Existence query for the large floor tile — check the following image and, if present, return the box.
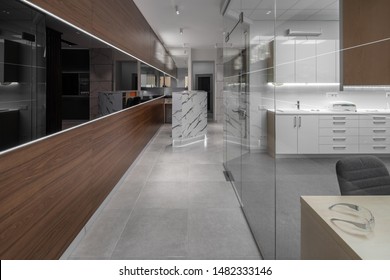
[105,181,144,211]
[136,182,188,209]
[148,163,189,182]
[69,209,130,259]
[187,208,260,259]
[188,164,226,182]
[188,181,240,208]
[111,208,188,259]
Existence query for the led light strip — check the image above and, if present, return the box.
[20,0,176,79]
[267,82,339,87]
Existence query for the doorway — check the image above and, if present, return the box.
[195,74,213,117]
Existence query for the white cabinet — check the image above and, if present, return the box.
[269,112,390,156]
[319,115,359,154]
[271,39,339,84]
[274,40,295,83]
[317,40,338,83]
[296,40,316,83]
[359,115,390,153]
[276,114,319,154]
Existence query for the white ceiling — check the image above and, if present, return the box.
[133,0,339,68]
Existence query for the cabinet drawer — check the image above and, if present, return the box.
[359,115,390,120]
[319,127,359,136]
[359,136,389,145]
[359,119,390,127]
[359,145,390,154]
[319,119,358,127]
[319,145,358,154]
[319,136,359,145]
[319,115,358,120]
[359,127,390,136]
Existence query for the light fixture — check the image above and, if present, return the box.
[286,29,322,37]
[266,10,271,15]
[180,28,183,35]
[175,5,180,15]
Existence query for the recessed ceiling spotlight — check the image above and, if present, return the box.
[175,5,180,15]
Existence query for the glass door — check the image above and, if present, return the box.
[223,13,248,203]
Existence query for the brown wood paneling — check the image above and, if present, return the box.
[343,0,390,85]
[27,0,176,76]
[0,97,164,259]
[91,0,152,64]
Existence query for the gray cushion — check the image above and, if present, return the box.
[336,156,390,195]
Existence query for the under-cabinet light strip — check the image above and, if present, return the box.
[267,83,339,87]
[20,0,177,79]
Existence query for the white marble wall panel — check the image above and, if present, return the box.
[98,92,122,116]
[172,91,207,146]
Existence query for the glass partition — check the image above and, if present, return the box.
[223,0,358,260]
[223,0,276,259]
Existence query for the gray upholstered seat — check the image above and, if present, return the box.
[336,156,390,195]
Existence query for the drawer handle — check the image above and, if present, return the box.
[373,129,387,133]
[333,117,346,120]
[373,121,386,125]
[373,116,386,120]
[373,137,386,141]
[333,146,346,150]
[333,129,346,133]
[333,137,346,141]
[373,146,387,150]
[333,121,346,125]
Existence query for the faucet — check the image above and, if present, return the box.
[296,100,300,110]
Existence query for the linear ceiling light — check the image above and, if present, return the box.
[287,29,322,37]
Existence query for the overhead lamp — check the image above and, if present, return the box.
[286,29,322,37]
[175,5,180,15]
[180,28,183,35]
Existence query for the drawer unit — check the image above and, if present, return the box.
[359,119,390,127]
[319,144,359,154]
[319,115,358,121]
[359,145,390,154]
[359,135,389,145]
[319,119,359,127]
[359,127,390,136]
[319,127,359,136]
[319,136,359,145]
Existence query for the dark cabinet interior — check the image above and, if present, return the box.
[0,40,22,83]
[61,49,90,120]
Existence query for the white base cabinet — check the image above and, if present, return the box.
[269,111,390,156]
[276,115,318,154]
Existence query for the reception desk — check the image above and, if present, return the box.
[301,196,390,260]
[172,91,207,147]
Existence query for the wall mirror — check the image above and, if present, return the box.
[0,0,162,153]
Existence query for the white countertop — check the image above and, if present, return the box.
[268,109,390,115]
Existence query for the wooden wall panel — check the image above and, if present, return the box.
[27,0,176,76]
[0,97,164,259]
[91,0,152,64]
[343,0,390,85]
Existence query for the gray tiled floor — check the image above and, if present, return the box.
[68,123,261,260]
